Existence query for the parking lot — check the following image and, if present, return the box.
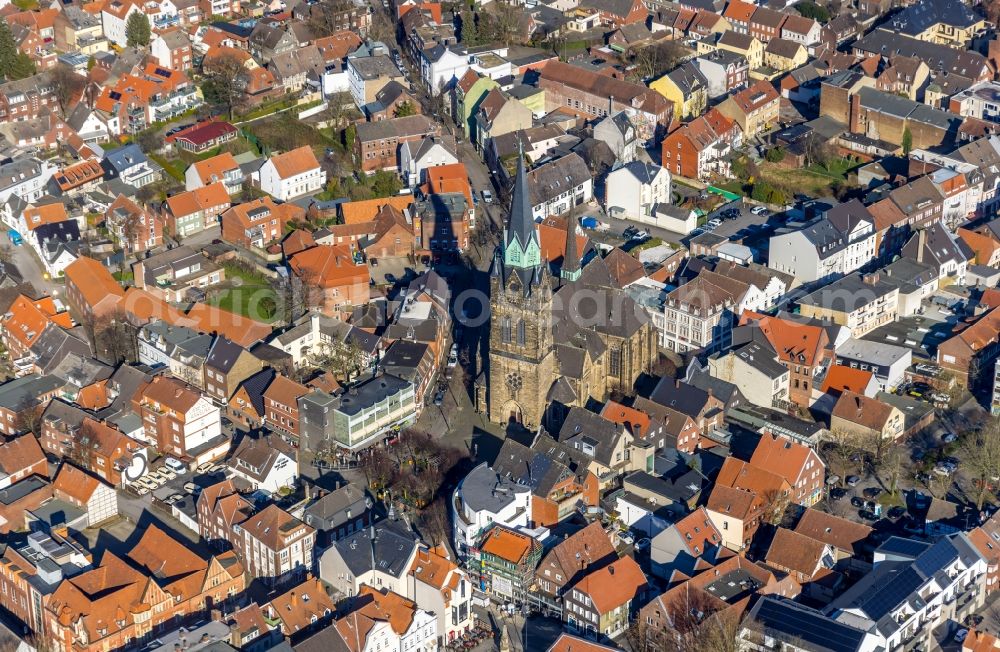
[129,461,229,505]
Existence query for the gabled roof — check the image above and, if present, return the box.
[571,555,646,614]
[831,391,896,430]
[794,508,872,554]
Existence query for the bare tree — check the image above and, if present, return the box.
[478,0,524,46]
[960,416,1000,509]
[202,54,250,119]
[310,337,367,382]
[51,63,85,114]
[629,40,687,82]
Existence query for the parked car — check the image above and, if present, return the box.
[136,485,150,496]
[750,205,768,216]
[707,218,722,228]
[196,462,213,473]
[482,189,493,203]
[631,230,650,240]
[850,496,864,508]
[830,488,847,501]
[954,629,969,644]
[942,433,958,443]
[887,506,906,519]
[619,531,634,546]
[846,475,861,487]
[164,457,187,473]
[183,482,201,494]
[635,538,651,552]
[858,510,879,521]
[862,487,882,499]
[433,391,445,406]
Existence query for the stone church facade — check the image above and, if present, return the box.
[485,156,657,428]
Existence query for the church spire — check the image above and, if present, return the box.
[561,207,581,282]
[502,143,541,270]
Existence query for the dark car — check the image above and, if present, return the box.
[830,488,847,501]
[888,506,906,519]
[846,475,861,486]
[850,496,864,508]
[863,487,882,499]
[858,510,879,522]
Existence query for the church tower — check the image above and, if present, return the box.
[487,154,555,427]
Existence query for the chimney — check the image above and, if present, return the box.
[675,379,681,389]
[916,228,927,264]
[291,591,297,607]
[863,272,880,285]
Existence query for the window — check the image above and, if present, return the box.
[502,316,512,343]
[609,347,622,377]
[517,320,526,346]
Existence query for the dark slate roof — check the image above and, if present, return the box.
[647,378,712,418]
[492,435,590,497]
[332,374,411,417]
[887,0,982,37]
[556,407,624,467]
[206,336,248,374]
[332,518,419,579]
[854,29,988,78]
[749,597,870,652]
[238,368,276,418]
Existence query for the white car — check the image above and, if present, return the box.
[165,457,187,473]
[482,189,493,204]
[136,485,150,496]
[158,467,177,480]
[751,205,768,216]
[196,462,213,473]
[707,218,722,228]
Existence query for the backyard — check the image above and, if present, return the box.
[206,262,279,323]
[757,156,860,198]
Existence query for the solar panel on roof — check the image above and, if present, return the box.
[155,67,172,77]
[858,567,923,619]
[913,538,957,576]
[755,599,867,652]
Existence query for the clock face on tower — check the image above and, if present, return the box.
[505,372,523,393]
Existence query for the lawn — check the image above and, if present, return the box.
[207,263,279,322]
[152,154,186,182]
[753,156,861,198]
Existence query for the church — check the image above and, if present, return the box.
[485,156,658,428]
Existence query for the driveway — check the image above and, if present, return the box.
[7,234,59,297]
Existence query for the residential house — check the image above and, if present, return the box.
[137,322,212,386]
[491,436,600,528]
[648,507,727,580]
[132,246,225,303]
[692,49,750,100]
[407,545,475,645]
[102,144,163,189]
[660,107,742,180]
[526,153,593,221]
[347,55,405,110]
[262,373,309,442]
[831,391,905,443]
[660,270,750,353]
[749,432,825,507]
[133,375,222,460]
[716,79,780,138]
[0,158,57,204]
[221,197,306,249]
[0,434,48,489]
[203,336,264,405]
[320,518,421,598]
[708,340,790,409]
[256,146,326,202]
[63,256,124,321]
[44,525,245,652]
[163,182,232,238]
[535,61,673,144]
[535,522,616,600]
[937,307,1000,388]
[287,244,370,314]
[768,200,877,284]
[302,482,375,544]
[763,38,807,73]
[835,338,912,391]
[604,162,671,222]
[151,28,193,71]
[563,555,646,639]
[355,115,440,173]
[451,462,532,557]
[474,88,533,153]
[714,31,764,70]
[797,272,899,338]
[707,456,791,551]
[167,120,238,154]
[0,74,60,125]
[478,525,544,604]
[650,62,708,122]
[50,463,118,527]
[105,193,163,253]
[740,311,833,408]
[186,152,244,194]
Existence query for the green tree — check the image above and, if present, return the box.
[343,123,356,150]
[371,170,402,197]
[765,147,785,163]
[795,0,830,21]
[394,101,416,118]
[0,23,36,81]
[902,126,913,156]
[125,12,151,47]
[460,9,479,45]
[202,53,250,118]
